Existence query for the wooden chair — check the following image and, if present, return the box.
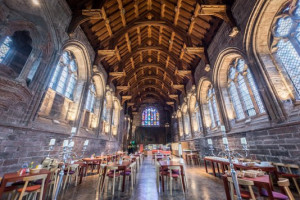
[41,158,52,169]
[168,166,185,195]
[101,166,120,196]
[285,164,300,196]
[227,177,256,200]
[120,162,136,190]
[278,178,295,200]
[14,174,47,200]
[97,164,107,190]
[47,168,59,199]
[273,163,300,196]
[63,164,79,190]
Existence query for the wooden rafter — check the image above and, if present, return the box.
[137,27,141,45]
[168,32,175,52]
[147,0,152,10]
[125,33,132,53]
[101,7,112,36]
[134,0,139,18]
[174,0,182,26]
[158,27,163,45]
[117,0,126,27]
[188,3,200,34]
[161,0,166,18]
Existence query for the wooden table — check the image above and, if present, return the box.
[204,157,278,179]
[0,169,50,200]
[100,161,131,192]
[222,175,275,200]
[185,153,199,165]
[82,158,102,175]
[159,161,186,192]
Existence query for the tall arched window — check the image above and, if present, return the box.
[0,37,12,63]
[142,107,159,126]
[194,102,202,132]
[272,1,300,97]
[227,58,265,119]
[85,83,96,112]
[49,51,78,99]
[207,87,220,128]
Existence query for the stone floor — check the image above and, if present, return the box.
[59,157,226,200]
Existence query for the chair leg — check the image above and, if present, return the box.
[180,175,185,194]
[170,177,172,195]
[292,177,300,195]
[112,177,115,196]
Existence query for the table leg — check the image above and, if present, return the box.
[43,173,51,200]
[0,179,7,200]
[181,166,186,192]
[204,159,208,173]
[100,167,107,192]
[211,161,216,177]
[122,168,126,192]
[222,176,231,200]
[216,162,220,176]
[266,183,274,200]
[161,173,165,192]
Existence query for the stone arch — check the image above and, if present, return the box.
[243,0,291,122]
[212,48,247,122]
[196,77,214,129]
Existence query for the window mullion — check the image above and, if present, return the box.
[53,64,64,91]
[234,78,249,118]
[243,72,260,114]
[63,67,72,96]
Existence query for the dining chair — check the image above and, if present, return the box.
[277,178,295,200]
[120,162,136,190]
[167,166,185,195]
[41,158,52,169]
[14,174,48,200]
[47,168,59,199]
[227,177,256,200]
[101,166,120,196]
[97,164,107,190]
[0,176,17,200]
[273,163,300,196]
[63,164,79,190]
[285,164,300,196]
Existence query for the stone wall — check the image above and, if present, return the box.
[174,0,300,166]
[0,0,125,175]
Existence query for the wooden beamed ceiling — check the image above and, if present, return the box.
[66,0,237,109]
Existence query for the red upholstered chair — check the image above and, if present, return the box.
[14,174,47,200]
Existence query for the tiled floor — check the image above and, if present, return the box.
[60,156,226,200]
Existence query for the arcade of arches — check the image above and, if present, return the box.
[0,0,300,199]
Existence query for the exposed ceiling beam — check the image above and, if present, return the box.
[161,0,166,18]
[134,0,139,18]
[174,0,182,26]
[117,0,126,27]
[188,3,201,35]
[101,7,112,36]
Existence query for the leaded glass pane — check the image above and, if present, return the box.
[62,51,69,65]
[0,37,12,63]
[49,64,61,88]
[229,67,236,80]
[276,39,300,94]
[237,74,256,116]
[275,17,293,37]
[208,99,216,128]
[236,59,245,72]
[56,67,68,94]
[212,95,220,126]
[142,107,159,126]
[246,69,265,113]
[229,81,245,119]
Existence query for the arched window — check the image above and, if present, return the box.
[49,51,78,99]
[0,36,12,63]
[194,102,202,132]
[207,87,220,128]
[85,83,96,112]
[142,107,159,126]
[272,1,300,97]
[227,58,265,119]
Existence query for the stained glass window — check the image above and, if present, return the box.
[0,37,12,63]
[207,87,220,128]
[227,58,265,119]
[142,107,159,126]
[49,51,78,100]
[272,1,300,97]
[85,83,96,112]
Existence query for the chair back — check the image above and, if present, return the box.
[278,178,295,200]
[65,164,79,175]
[285,164,299,174]
[228,177,256,200]
[272,163,287,173]
[42,158,52,169]
[19,174,48,200]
